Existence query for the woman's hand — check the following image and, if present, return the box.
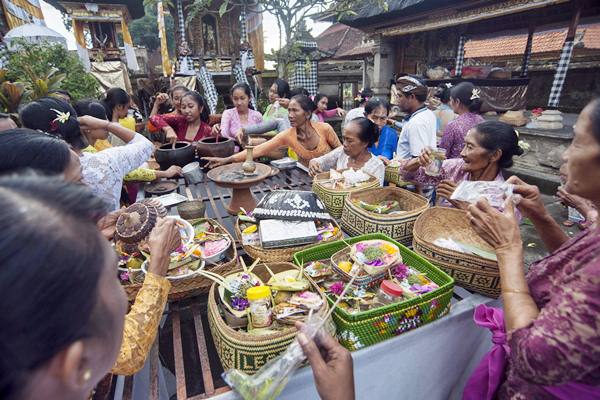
[147,218,181,277]
[557,186,586,210]
[278,98,290,109]
[308,160,322,176]
[378,155,390,165]
[78,115,109,131]
[417,147,433,168]
[506,176,546,220]
[203,156,230,169]
[164,126,178,144]
[96,209,125,240]
[467,197,522,253]
[437,180,457,200]
[336,108,346,117]
[211,123,221,137]
[155,93,169,105]
[296,322,355,400]
[156,165,183,179]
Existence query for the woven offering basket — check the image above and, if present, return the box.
[412,207,500,297]
[234,217,343,262]
[340,187,429,246]
[207,262,334,374]
[122,218,238,302]
[384,164,412,187]
[293,233,454,351]
[312,170,380,218]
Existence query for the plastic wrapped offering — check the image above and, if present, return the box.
[450,181,514,209]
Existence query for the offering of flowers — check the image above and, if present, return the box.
[317,168,372,189]
[350,240,401,275]
[304,261,332,281]
[355,200,400,214]
[267,269,310,292]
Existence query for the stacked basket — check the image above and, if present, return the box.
[207,262,335,374]
[293,233,454,351]
[312,170,380,218]
[340,187,429,246]
[384,164,410,187]
[122,218,238,301]
[412,207,501,297]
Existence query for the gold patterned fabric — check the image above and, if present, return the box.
[111,272,170,376]
[83,145,157,182]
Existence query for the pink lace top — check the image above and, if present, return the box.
[220,108,263,140]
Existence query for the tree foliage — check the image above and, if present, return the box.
[129,5,177,53]
[2,41,100,101]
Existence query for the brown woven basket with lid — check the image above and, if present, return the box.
[412,207,500,297]
[122,218,238,301]
[340,187,429,246]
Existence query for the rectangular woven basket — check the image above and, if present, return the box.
[207,262,335,374]
[312,170,380,218]
[293,233,454,351]
[340,187,429,246]
[412,207,501,298]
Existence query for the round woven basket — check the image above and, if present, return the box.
[412,207,500,297]
[207,262,334,374]
[122,218,238,302]
[384,164,411,187]
[311,170,380,218]
[234,218,343,262]
[340,187,429,246]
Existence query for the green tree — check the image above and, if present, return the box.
[2,41,100,101]
[129,5,176,54]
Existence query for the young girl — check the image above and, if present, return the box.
[149,91,212,143]
[220,83,263,143]
[314,93,346,122]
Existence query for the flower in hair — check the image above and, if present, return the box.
[51,108,71,124]
[445,83,453,88]
[470,88,481,100]
[514,129,520,138]
[518,139,530,152]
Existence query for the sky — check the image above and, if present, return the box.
[40,0,331,54]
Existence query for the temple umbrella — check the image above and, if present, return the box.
[3,23,67,50]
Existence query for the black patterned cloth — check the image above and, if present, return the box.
[253,190,331,221]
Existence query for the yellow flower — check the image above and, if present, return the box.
[242,224,258,234]
[382,243,398,255]
[338,261,353,273]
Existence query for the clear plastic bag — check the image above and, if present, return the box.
[450,181,514,209]
[222,312,324,400]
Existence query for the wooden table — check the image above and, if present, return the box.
[108,166,475,400]
[111,167,314,400]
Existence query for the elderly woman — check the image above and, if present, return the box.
[398,120,523,209]
[0,131,180,377]
[308,117,385,185]
[463,98,600,399]
[205,94,341,168]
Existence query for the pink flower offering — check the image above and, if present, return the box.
[203,239,228,257]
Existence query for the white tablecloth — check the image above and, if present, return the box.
[211,294,500,400]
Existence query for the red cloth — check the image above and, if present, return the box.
[148,113,212,142]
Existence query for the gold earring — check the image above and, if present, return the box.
[83,369,92,382]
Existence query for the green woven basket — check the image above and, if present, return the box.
[293,233,454,351]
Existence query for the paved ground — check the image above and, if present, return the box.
[521,193,582,267]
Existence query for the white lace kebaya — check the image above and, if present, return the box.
[80,133,153,210]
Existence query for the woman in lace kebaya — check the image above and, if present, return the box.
[20,97,153,211]
[218,83,263,143]
[308,117,385,185]
[0,133,181,379]
[463,99,600,400]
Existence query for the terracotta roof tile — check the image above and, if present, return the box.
[464,23,600,58]
[316,23,367,59]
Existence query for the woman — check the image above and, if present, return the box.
[0,174,181,400]
[439,82,484,159]
[150,84,190,118]
[74,100,182,181]
[433,83,456,138]
[20,97,153,211]
[148,91,212,143]
[219,83,263,143]
[364,97,398,163]
[398,121,523,209]
[314,93,346,122]
[263,78,291,129]
[463,98,600,399]
[204,94,341,168]
[343,88,374,128]
[309,117,385,185]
